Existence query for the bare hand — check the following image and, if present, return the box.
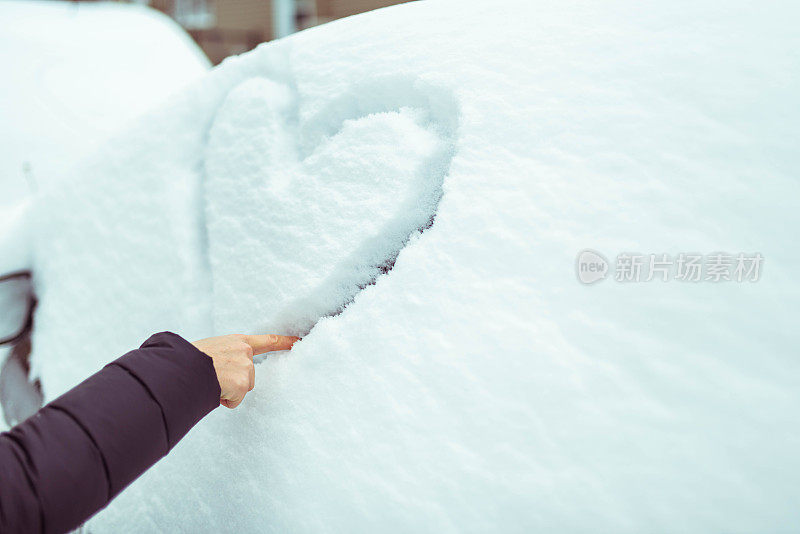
[192,334,299,409]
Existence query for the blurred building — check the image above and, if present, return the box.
[149,0,413,64]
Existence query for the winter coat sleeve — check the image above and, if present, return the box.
[0,331,221,534]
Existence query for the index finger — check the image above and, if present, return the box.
[244,334,300,356]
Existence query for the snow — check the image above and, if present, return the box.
[0,0,210,209]
[15,0,800,530]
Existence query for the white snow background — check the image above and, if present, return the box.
[0,0,209,207]
[6,0,800,531]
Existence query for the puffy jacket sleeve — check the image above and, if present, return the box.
[0,331,221,534]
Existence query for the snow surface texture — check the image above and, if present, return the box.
[0,0,209,209]
[24,0,800,531]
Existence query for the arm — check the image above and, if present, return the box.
[0,331,297,533]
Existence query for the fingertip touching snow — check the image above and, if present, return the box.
[26,0,800,531]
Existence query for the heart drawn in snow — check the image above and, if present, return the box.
[203,77,456,338]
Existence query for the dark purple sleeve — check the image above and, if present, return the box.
[0,331,221,533]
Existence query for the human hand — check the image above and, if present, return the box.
[192,334,299,408]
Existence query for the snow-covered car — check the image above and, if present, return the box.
[0,0,209,428]
[3,0,800,531]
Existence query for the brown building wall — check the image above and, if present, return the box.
[150,0,172,13]
[154,0,415,64]
[317,0,411,19]
[214,0,272,34]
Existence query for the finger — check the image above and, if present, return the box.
[248,364,255,391]
[221,399,237,409]
[244,334,300,355]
